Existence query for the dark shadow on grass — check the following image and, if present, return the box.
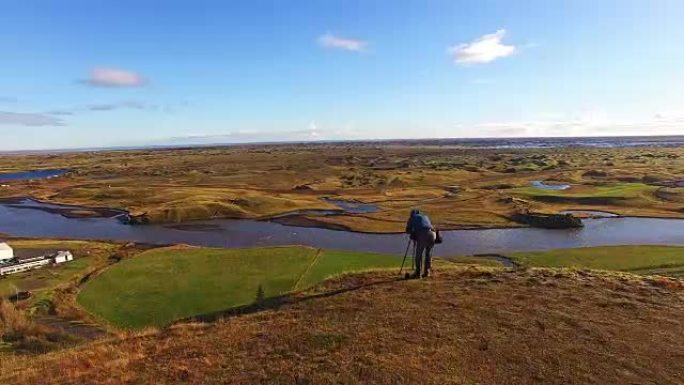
[175,275,404,325]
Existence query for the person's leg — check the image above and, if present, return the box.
[414,241,424,278]
[423,230,436,277]
[423,246,432,277]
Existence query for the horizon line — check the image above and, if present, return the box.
[1,133,683,154]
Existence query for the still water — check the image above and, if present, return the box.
[1,199,683,256]
[0,169,69,181]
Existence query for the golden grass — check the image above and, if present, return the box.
[1,144,683,231]
[3,266,683,384]
[0,299,34,338]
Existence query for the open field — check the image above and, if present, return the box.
[1,143,683,232]
[77,246,402,329]
[510,245,684,278]
[3,267,683,385]
[1,240,499,354]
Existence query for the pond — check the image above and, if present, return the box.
[321,197,381,214]
[0,169,69,182]
[531,180,571,190]
[0,199,683,257]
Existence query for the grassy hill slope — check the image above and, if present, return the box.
[77,246,400,329]
[6,267,683,385]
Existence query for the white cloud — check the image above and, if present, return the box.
[307,121,320,137]
[318,33,367,52]
[82,67,146,87]
[0,111,64,126]
[449,29,516,64]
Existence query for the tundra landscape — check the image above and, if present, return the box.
[3,141,684,231]
[1,140,683,384]
[3,1,684,383]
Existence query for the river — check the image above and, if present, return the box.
[1,199,683,256]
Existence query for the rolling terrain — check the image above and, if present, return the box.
[3,267,683,384]
[77,246,402,329]
[2,142,683,232]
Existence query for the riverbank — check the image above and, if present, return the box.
[0,197,126,219]
[5,194,684,235]
[2,143,683,233]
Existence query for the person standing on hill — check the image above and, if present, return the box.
[405,209,436,278]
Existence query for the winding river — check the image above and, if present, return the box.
[1,199,684,256]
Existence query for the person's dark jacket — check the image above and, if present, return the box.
[405,212,433,235]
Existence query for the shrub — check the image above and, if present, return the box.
[0,299,32,339]
[583,170,608,178]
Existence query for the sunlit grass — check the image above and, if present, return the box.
[77,246,401,329]
[510,245,684,277]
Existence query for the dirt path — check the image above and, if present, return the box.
[292,248,323,291]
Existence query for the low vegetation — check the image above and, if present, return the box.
[510,245,684,278]
[0,239,141,354]
[1,143,683,232]
[0,298,82,354]
[77,246,401,329]
[3,267,683,384]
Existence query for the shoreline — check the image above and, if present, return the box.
[2,194,684,235]
[0,196,127,219]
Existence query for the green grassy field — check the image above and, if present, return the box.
[509,183,660,208]
[510,245,684,277]
[77,246,400,329]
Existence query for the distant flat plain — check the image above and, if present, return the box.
[1,139,683,232]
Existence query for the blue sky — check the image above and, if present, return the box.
[1,0,683,150]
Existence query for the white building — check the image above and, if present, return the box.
[54,251,74,264]
[0,245,75,276]
[0,257,50,276]
[0,242,13,261]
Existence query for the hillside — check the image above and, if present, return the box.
[3,266,683,385]
[76,246,400,329]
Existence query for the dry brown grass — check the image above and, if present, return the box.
[2,144,683,232]
[3,266,683,384]
[0,298,69,354]
[0,299,35,338]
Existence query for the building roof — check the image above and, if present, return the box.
[0,242,14,253]
[14,248,59,260]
